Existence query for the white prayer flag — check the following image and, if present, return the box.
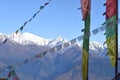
[70,39,76,44]
[77,35,83,41]
[92,28,99,35]
[99,25,106,31]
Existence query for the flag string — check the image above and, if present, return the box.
[15,0,52,34]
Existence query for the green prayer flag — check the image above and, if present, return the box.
[105,15,117,66]
[82,14,90,80]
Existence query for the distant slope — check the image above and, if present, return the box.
[0,32,119,80]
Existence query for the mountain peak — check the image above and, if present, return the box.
[8,32,50,46]
[55,36,63,41]
[89,41,104,49]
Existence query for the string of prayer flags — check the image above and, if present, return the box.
[8,72,11,78]
[3,39,7,43]
[28,18,32,22]
[99,25,106,31]
[0,39,7,46]
[7,66,19,80]
[23,59,29,64]
[35,53,42,58]
[84,32,91,39]
[13,75,19,80]
[49,47,55,53]
[8,70,19,80]
[70,38,77,45]
[23,21,27,27]
[32,14,37,19]
[39,51,47,57]
[92,28,99,35]
[15,30,19,34]
[40,6,45,9]
[34,51,47,59]
[6,66,14,71]
[44,2,49,5]
[29,57,35,62]
[12,0,52,35]
[81,29,85,32]
[36,10,40,14]
[20,26,24,31]
[77,7,81,10]
[77,35,83,41]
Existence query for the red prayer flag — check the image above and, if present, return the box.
[106,0,117,19]
[8,71,11,78]
[81,0,91,20]
[13,76,19,80]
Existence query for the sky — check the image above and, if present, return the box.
[0,0,120,44]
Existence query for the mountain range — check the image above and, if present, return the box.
[0,32,120,80]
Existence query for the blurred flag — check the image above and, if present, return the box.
[49,47,55,53]
[80,0,91,80]
[104,0,117,67]
[44,2,49,5]
[77,35,83,41]
[3,39,7,43]
[92,28,99,35]
[40,6,45,9]
[70,39,76,45]
[15,30,19,34]
[20,26,24,31]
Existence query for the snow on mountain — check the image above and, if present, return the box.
[0,32,120,80]
[0,33,8,41]
[0,32,119,57]
[48,36,68,47]
[0,32,68,47]
[89,41,105,50]
[6,32,50,46]
[89,41,106,56]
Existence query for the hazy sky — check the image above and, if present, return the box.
[0,0,120,44]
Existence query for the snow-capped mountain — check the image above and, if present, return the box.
[0,32,120,80]
[89,41,107,56]
[0,32,67,46]
[7,32,51,46]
